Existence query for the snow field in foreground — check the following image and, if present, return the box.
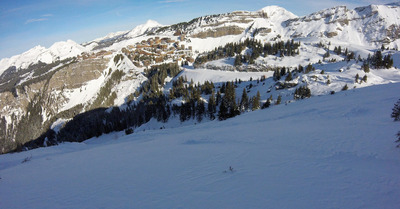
[0,83,400,209]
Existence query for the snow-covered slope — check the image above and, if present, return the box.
[126,20,163,38]
[0,40,87,76]
[259,5,297,22]
[157,3,400,53]
[84,20,163,51]
[92,30,129,44]
[1,82,399,208]
[59,53,146,112]
[284,4,400,47]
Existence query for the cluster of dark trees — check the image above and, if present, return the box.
[139,63,182,99]
[330,46,355,61]
[194,38,300,67]
[169,77,215,101]
[28,71,287,150]
[217,82,240,120]
[329,49,394,72]
[355,73,368,84]
[392,99,400,122]
[170,80,262,122]
[272,64,315,82]
[294,86,311,100]
[171,78,212,122]
[365,50,393,69]
[332,46,395,69]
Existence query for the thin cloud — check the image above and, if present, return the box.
[24,14,53,24]
[25,18,48,24]
[158,0,186,3]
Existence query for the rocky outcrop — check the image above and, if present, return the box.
[192,26,244,38]
[0,57,109,153]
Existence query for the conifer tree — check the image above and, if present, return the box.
[336,46,341,55]
[298,64,304,73]
[196,100,205,122]
[280,67,286,77]
[285,71,293,82]
[220,83,226,94]
[273,69,281,81]
[294,86,311,100]
[218,101,228,120]
[216,90,222,105]
[363,62,370,73]
[362,75,367,83]
[262,98,271,109]
[240,88,249,111]
[234,55,242,66]
[276,95,282,105]
[208,90,216,120]
[391,99,400,121]
[305,63,313,74]
[252,91,261,110]
[225,82,239,117]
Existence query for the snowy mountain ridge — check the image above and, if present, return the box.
[0,40,87,76]
[1,3,399,75]
[91,20,163,44]
[84,20,163,51]
[284,3,400,46]
[258,5,298,22]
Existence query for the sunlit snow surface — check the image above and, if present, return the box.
[1,82,400,209]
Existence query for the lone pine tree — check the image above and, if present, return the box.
[392,99,400,121]
[252,91,261,110]
[240,88,249,111]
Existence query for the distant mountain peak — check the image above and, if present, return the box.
[259,5,297,21]
[87,19,163,48]
[0,40,87,75]
[126,19,163,38]
[144,19,162,26]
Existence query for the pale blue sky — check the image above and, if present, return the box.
[0,0,394,59]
